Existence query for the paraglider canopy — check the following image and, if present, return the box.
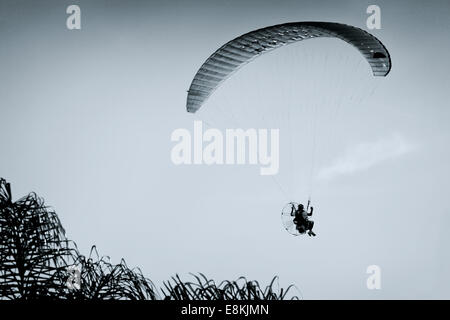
[186,21,391,113]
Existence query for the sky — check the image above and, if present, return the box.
[1,0,450,299]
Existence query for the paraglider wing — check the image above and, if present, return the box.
[186,21,391,113]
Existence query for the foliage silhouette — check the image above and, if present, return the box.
[0,178,298,300]
[65,246,157,300]
[162,273,298,300]
[0,178,73,299]
[0,178,156,300]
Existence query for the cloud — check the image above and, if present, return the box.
[317,134,416,181]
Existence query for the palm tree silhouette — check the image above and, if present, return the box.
[0,178,298,300]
